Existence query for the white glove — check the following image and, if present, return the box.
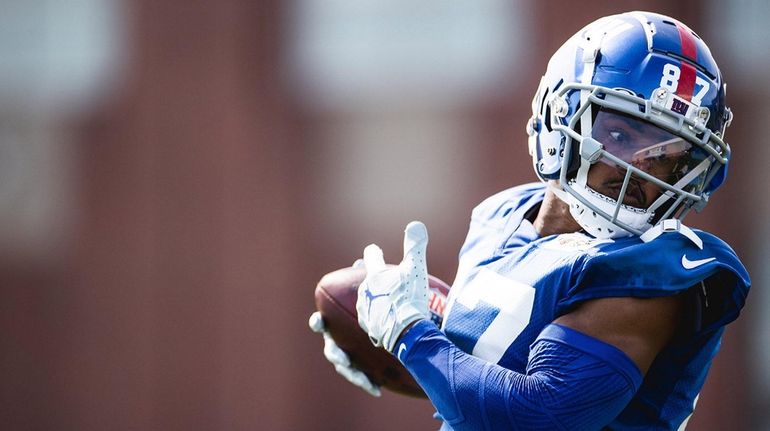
[356,221,430,353]
[308,311,381,397]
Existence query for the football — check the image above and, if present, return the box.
[314,266,449,398]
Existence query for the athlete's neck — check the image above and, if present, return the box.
[533,187,582,237]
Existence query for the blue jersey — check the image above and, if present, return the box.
[440,183,750,429]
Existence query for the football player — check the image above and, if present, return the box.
[311,11,750,430]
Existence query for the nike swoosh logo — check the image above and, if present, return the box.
[681,255,716,269]
[397,343,407,363]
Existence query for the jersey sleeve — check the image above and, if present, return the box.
[560,229,750,330]
[398,320,642,431]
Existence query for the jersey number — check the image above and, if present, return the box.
[452,268,536,363]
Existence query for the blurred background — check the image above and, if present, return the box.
[0,0,767,430]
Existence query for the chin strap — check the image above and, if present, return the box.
[639,219,703,249]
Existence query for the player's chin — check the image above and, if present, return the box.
[620,193,646,209]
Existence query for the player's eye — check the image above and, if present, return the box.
[609,130,629,143]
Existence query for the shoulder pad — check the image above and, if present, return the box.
[559,230,750,326]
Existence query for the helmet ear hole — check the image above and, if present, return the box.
[542,99,552,133]
[565,139,581,178]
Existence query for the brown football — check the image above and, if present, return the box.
[314,266,449,398]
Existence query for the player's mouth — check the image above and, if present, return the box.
[604,179,647,208]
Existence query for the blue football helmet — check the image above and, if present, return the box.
[527,11,732,238]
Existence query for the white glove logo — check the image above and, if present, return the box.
[361,285,390,317]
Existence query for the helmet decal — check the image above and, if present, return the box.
[673,21,698,102]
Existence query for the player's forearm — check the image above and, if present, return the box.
[398,320,642,431]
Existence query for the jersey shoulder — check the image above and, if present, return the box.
[470,182,546,226]
[560,229,750,328]
[458,183,545,268]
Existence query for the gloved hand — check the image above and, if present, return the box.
[308,311,381,397]
[356,221,430,353]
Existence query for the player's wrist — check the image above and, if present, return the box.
[391,319,444,365]
[385,305,427,352]
[393,319,422,349]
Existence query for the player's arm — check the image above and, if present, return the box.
[553,294,683,374]
[398,294,682,430]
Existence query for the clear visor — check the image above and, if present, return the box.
[589,108,709,210]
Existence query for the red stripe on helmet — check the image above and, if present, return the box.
[675,22,697,102]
